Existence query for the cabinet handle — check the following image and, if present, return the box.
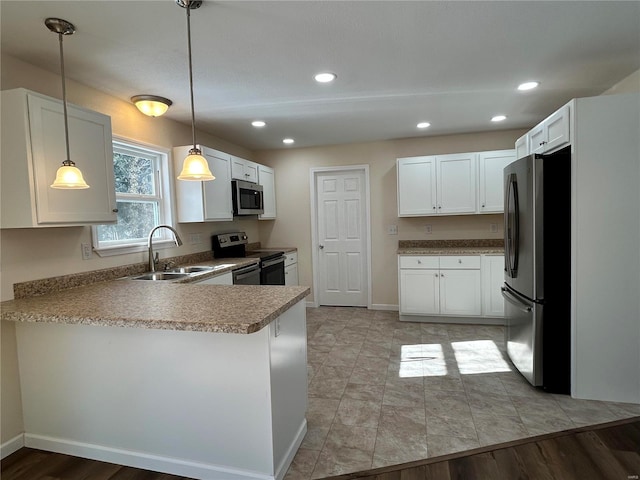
[539,141,547,146]
[417,260,422,264]
[441,273,444,277]
[432,206,436,210]
[458,259,462,264]
[112,208,119,213]
[438,206,442,209]
[481,204,485,208]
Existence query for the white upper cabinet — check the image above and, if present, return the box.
[397,156,437,216]
[258,164,276,220]
[399,151,513,216]
[527,103,571,155]
[173,145,233,222]
[231,156,258,183]
[1,88,117,228]
[478,150,516,213]
[515,133,528,159]
[436,153,477,214]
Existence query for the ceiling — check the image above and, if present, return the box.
[2,1,639,151]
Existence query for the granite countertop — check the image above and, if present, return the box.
[1,281,310,334]
[397,239,504,255]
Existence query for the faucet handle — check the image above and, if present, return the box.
[163,260,176,271]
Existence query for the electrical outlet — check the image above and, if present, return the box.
[489,223,498,233]
[81,243,92,260]
[387,225,398,235]
[189,232,202,245]
[425,224,432,234]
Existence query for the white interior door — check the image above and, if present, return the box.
[316,170,368,306]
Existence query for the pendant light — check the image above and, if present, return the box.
[46,18,90,190]
[176,0,215,182]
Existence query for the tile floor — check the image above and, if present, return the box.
[283,306,640,479]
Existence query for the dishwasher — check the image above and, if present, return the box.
[231,263,261,285]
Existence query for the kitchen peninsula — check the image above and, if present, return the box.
[1,280,310,480]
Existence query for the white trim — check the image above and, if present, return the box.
[310,165,372,309]
[24,433,275,480]
[371,304,399,311]
[1,433,24,459]
[305,301,317,308]
[274,420,307,480]
[399,314,505,326]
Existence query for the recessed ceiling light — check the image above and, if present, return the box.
[491,115,507,122]
[283,138,295,144]
[517,81,540,91]
[417,122,431,129]
[314,72,337,83]
[251,120,266,127]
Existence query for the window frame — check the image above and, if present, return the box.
[92,136,176,257]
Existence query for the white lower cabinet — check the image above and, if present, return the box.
[284,251,298,286]
[482,255,505,317]
[194,271,233,285]
[399,254,503,322]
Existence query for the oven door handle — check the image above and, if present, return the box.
[262,257,285,268]
[233,265,260,279]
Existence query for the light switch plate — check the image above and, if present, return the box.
[425,224,432,234]
[387,225,398,235]
[490,223,498,233]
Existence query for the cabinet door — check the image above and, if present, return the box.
[244,161,259,183]
[515,134,529,159]
[397,157,437,216]
[482,255,505,317]
[478,150,516,213]
[436,153,477,214]
[529,123,546,154]
[399,269,439,315]
[258,165,276,219]
[284,263,298,286]
[28,94,117,225]
[231,156,246,181]
[439,269,481,316]
[544,104,570,153]
[231,156,258,182]
[202,148,233,221]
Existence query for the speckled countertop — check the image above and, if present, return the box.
[2,281,310,334]
[397,239,504,255]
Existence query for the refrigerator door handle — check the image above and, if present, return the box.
[501,286,532,313]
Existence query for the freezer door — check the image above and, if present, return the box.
[502,284,542,386]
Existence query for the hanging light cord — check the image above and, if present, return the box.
[57,31,73,166]
[186,2,198,151]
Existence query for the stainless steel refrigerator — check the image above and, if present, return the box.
[502,147,571,394]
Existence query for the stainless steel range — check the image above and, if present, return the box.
[212,232,285,285]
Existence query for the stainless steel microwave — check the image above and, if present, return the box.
[232,180,264,215]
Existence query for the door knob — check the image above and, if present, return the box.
[319,244,324,249]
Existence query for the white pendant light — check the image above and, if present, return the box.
[46,18,89,189]
[176,0,214,182]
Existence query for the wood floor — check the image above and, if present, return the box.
[2,417,639,480]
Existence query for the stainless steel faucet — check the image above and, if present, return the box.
[147,225,183,272]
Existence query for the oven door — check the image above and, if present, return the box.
[261,256,285,285]
[232,264,261,285]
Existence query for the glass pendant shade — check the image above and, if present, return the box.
[177,149,215,181]
[51,160,90,189]
[131,95,172,117]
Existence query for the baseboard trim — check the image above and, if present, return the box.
[399,314,505,325]
[24,434,274,480]
[274,419,307,480]
[1,433,25,459]
[370,304,399,311]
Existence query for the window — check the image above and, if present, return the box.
[92,138,174,256]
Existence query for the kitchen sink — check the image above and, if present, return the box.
[131,272,190,281]
[166,265,216,274]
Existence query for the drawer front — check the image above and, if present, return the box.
[399,255,439,269]
[439,255,481,269]
[285,251,297,267]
